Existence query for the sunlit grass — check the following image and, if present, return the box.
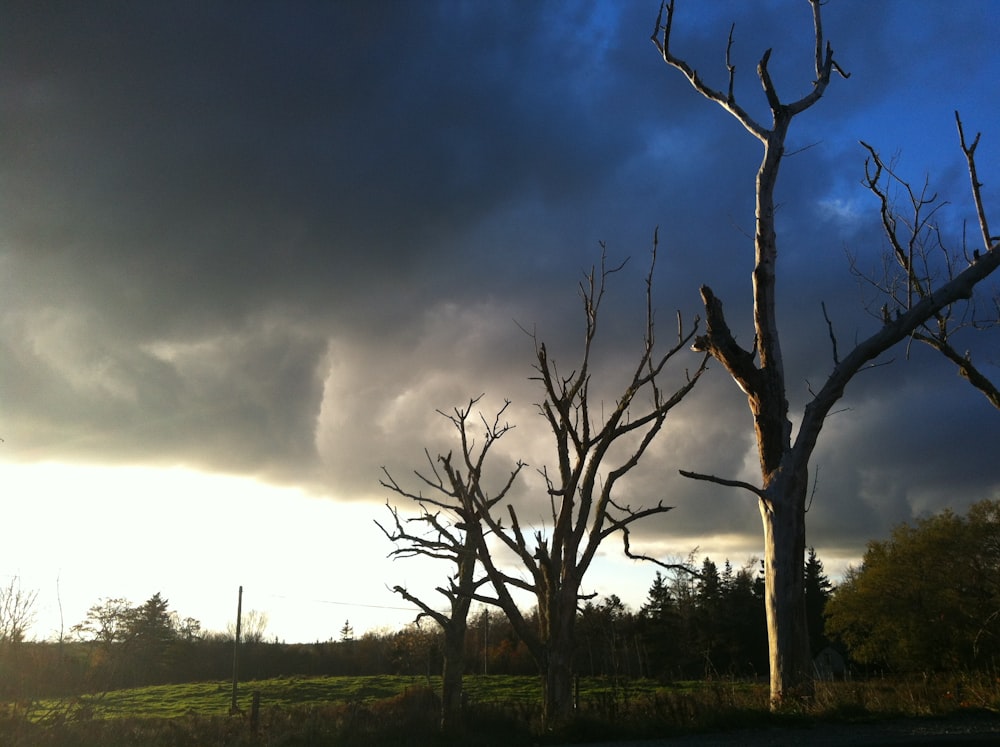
[27,674,670,720]
[5,673,998,747]
[30,675,430,719]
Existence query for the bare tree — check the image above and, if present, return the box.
[481,247,704,725]
[653,0,1000,708]
[0,576,38,645]
[226,609,267,644]
[378,405,521,731]
[856,114,1000,408]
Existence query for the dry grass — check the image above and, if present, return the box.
[2,673,998,746]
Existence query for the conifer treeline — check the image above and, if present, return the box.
[579,549,832,682]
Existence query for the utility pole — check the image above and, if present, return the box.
[230,585,243,715]
[482,609,489,675]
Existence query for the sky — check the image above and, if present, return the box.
[3,1,999,644]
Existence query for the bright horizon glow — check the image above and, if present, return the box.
[3,461,858,644]
[2,462,431,643]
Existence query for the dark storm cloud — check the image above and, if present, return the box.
[3,1,999,563]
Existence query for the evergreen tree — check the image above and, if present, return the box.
[641,557,769,679]
[640,566,691,679]
[644,572,671,617]
[129,593,177,683]
[696,558,721,606]
[694,558,722,674]
[718,559,768,676]
[803,548,833,656]
[340,620,355,642]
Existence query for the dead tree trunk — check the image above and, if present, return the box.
[760,472,811,702]
[440,613,467,728]
[541,593,578,725]
[655,0,999,708]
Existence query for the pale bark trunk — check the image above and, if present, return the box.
[760,470,812,706]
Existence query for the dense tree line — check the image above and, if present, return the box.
[577,550,830,682]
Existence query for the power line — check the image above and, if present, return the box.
[265,594,417,612]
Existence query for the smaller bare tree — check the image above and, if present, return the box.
[0,576,38,645]
[856,112,1000,408]
[379,400,523,731]
[226,609,268,644]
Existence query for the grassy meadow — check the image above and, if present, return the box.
[3,673,999,746]
[18,674,668,720]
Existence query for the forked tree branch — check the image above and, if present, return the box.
[652,0,848,142]
[957,111,996,252]
[619,525,700,575]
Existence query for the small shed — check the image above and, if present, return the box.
[813,646,847,680]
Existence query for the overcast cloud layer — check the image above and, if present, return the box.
[3,1,1000,568]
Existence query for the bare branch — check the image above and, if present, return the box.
[600,496,673,542]
[388,584,448,630]
[956,111,994,253]
[821,301,839,365]
[690,285,758,395]
[651,0,768,141]
[856,126,1000,411]
[914,332,1000,409]
[620,527,701,576]
[678,469,766,500]
[725,23,736,105]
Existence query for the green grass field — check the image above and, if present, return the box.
[26,674,676,721]
[4,675,682,746]
[4,673,998,747]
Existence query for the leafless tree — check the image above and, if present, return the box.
[0,576,38,645]
[653,0,1000,708]
[855,115,1000,408]
[378,402,520,731]
[476,245,707,724]
[226,609,267,644]
[478,247,705,727]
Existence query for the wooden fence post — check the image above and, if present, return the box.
[250,690,260,735]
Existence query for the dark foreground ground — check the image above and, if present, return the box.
[562,712,1000,746]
